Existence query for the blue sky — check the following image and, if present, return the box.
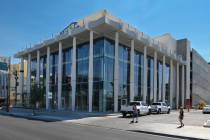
[0,0,210,63]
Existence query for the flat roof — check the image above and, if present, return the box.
[14,10,186,64]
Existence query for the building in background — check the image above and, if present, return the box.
[9,62,27,106]
[14,10,209,112]
[0,56,9,106]
[190,49,210,107]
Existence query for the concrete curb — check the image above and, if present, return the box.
[70,122,209,140]
[0,111,60,122]
[59,121,209,140]
[128,130,207,140]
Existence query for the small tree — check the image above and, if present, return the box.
[30,83,41,115]
[198,100,206,110]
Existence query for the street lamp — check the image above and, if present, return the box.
[13,69,24,105]
[13,70,18,105]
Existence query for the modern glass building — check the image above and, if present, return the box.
[14,10,192,112]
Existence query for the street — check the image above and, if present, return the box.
[0,115,182,140]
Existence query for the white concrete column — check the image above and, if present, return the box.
[88,31,93,112]
[158,63,162,101]
[181,65,185,107]
[36,50,40,86]
[162,55,166,102]
[143,46,147,102]
[153,51,157,102]
[46,47,50,110]
[186,46,191,100]
[20,58,24,98]
[130,40,135,102]
[169,60,174,108]
[114,32,119,112]
[176,63,180,109]
[27,54,31,96]
[71,37,77,111]
[57,41,63,110]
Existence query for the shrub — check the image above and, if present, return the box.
[198,100,206,110]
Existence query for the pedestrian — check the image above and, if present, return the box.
[179,106,184,127]
[131,104,138,123]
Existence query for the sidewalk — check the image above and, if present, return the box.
[63,115,210,140]
[0,108,210,139]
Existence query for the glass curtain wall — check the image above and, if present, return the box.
[62,48,72,110]
[39,56,46,108]
[134,50,143,101]
[30,59,37,107]
[147,57,154,105]
[49,52,58,110]
[93,38,114,112]
[93,39,104,112]
[76,43,89,111]
[31,59,37,86]
[118,44,130,110]
[103,39,114,112]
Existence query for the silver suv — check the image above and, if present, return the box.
[150,102,170,114]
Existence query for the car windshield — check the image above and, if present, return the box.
[130,102,140,106]
[152,103,161,105]
[141,102,148,106]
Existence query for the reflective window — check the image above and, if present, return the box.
[77,43,89,60]
[104,39,114,58]
[134,50,143,101]
[93,39,104,57]
[31,59,37,85]
[49,52,58,109]
[39,56,46,108]
[93,38,114,112]
[118,44,130,110]
[76,42,89,111]
[62,48,72,110]
[147,57,154,104]
[76,83,88,111]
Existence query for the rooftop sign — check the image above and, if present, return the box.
[60,22,79,35]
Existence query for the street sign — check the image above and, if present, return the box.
[48,92,52,99]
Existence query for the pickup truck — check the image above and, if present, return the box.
[120,101,150,117]
[150,102,171,114]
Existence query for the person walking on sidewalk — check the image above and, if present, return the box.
[131,104,138,123]
[179,106,184,127]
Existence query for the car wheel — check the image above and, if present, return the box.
[167,109,170,114]
[122,113,126,118]
[157,109,161,114]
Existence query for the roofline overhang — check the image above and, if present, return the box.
[14,10,186,65]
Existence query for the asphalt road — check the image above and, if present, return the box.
[0,115,183,140]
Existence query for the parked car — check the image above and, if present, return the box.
[150,102,170,114]
[120,101,150,117]
[203,105,210,114]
